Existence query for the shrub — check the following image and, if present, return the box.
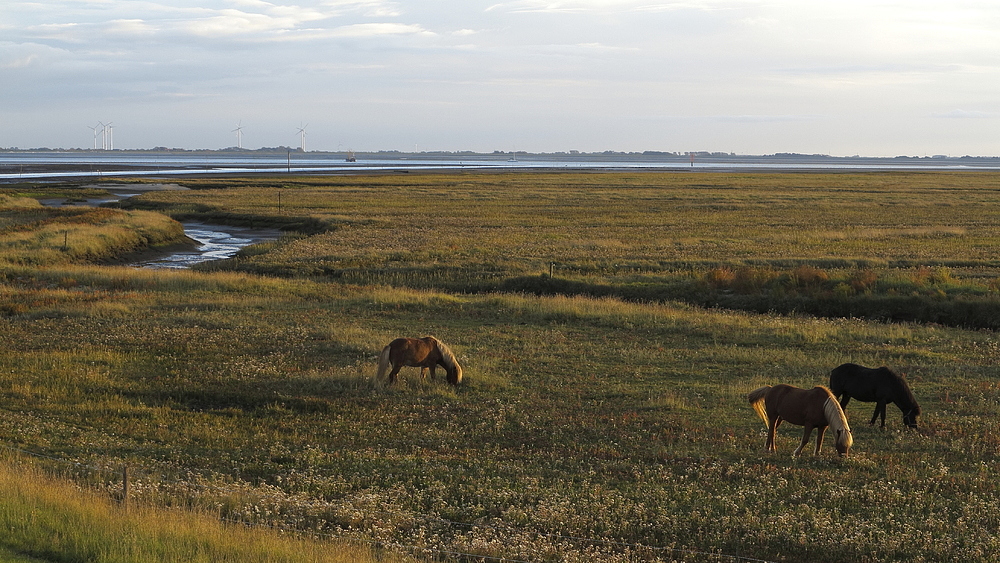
[849,269,878,293]
[732,267,778,294]
[704,268,736,289]
[791,265,829,287]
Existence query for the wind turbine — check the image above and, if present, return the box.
[296,123,308,152]
[232,121,244,149]
[99,121,113,150]
[88,123,100,149]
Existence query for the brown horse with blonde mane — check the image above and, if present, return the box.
[377,336,463,385]
[747,384,853,457]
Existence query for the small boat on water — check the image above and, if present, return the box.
[346,150,356,162]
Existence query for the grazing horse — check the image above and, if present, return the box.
[829,363,920,429]
[376,336,463,385]
[747,384,853,457]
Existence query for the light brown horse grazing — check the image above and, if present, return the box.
[376,336,463,385]
[747,384,853,457]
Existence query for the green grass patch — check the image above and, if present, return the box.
[0,454,393,563]
[5,173,1000,561]
[0,263,998,561]
[108,172,1000,329]
[0,202,187,267]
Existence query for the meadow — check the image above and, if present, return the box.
[1,172,1000,562]
[122,172,1000,328]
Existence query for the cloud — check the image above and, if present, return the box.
[932,109,995,119]
[648,114,822,123]
[106,19,156,37]
[0,41,67,70]
[330,22,433,38]
[486,0,728,13]
[183,10,291,37]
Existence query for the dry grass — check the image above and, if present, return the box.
[4,173,1000,561]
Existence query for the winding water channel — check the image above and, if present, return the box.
[40,187,282,269]
[137,222,281,269]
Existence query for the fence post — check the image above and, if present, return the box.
[122,465,129,507]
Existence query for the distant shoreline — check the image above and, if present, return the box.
[3,151,1000,183]
[2,148,999,161]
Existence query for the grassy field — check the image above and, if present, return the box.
[0,452,390,563]
[1,172,1000,562]
[118,172,1000,329]
[0,192,187,268]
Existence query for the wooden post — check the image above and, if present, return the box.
[122,465,129,506]
[549,262,554,277]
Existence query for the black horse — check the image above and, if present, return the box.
[829,363,921,429]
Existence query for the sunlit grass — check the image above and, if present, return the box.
[0,455,393,563]
[1,262,999,561]
[4,173,1000,561]
[0,204,186,267]
[109,172,1000,330]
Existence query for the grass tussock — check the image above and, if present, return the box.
[0,456,392,563]
[0,202,187,267]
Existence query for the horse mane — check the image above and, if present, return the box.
[822,392,853,450]
[881,367,921,413]
[426,336,463,383]
[746,386,772,426]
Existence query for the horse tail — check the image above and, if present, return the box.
[823,395,853,450]
[376,345,391,380]
[430,337,463,385]
[747,386,772,426]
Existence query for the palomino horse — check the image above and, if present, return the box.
[829,363,920,429]
[747,384,853,456]
[376,336,463,385]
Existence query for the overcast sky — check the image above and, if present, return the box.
[2,1,998,155]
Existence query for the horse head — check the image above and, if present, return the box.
[835,428,853,457]
[902,406,921,429]
[431,337,463,386]
[447,363,463,386]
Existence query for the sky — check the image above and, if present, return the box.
[1,1,999,156]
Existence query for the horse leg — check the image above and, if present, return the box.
[870,401,887,428]
[387,364,402,384]
[766,416,780,452]
[794,426,813,456]
[839,396,851,410]
[428,365,437,380]
[420,367,429,379]
[813,426,827,455]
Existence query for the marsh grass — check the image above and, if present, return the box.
[1,262,999,561]
[4,173,1000,561]
[115,172,1000,329]
[0,202,186,267]
[0,454,391,563]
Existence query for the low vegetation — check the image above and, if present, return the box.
[1,172,999,561]
[0,194,187,267]
[0,452,388,563]
[117,172,1000,328]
